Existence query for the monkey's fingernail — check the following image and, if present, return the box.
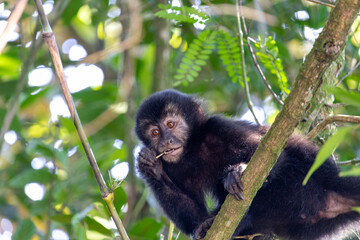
[239,193,244,200]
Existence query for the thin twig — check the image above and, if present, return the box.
[307,115,360,139]
[0,0,28,53]
[233,233,264,239]
[242,31,283,105]
[33,0,129,239]
[335,60,360,86]
[168,221,175,240]
[236,0,260,125]
[202,1,278,26]
[81,1,142,64]
[0,0,69,151]
[306,0,336,8]
[156,152,165,159]
[337,159,360,166]
[307,0,360,16]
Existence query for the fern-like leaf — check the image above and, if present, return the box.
[155,4,208,24]
[217,30,244,86]
[174,29,217,86]
[254,36,290,97]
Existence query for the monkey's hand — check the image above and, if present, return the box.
[137,148,163,181]
[223,163,246,201]
[193,216,215,240]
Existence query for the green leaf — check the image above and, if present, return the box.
[182,57,193,65]
[9,169,52,188]
[26,140,54,158]
[113,187,127,213]
[73,222,87,240]
[129,218,162,238]
[158,3,167,9]
[340,167,360,177]
[62,0,84,25]
[192,65,202,71]
[174,74,184,80]
[195,60,206,66]
[193,39,203,46]
[51,214,74,223]
[186,74,194,82]
[198,55,209,60]
[189,69,199,77]
[353,207,360,213]
[85,216,113,236]
[184,52,196,60]
[12,219,36,240]
[303,127,352,185]
[0,81,17,98]
[327,86,360,107]
[0,55,22,80]
[187,48,198,55]
[179,63,190,70]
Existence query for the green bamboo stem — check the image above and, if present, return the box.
[33,0,129,239]
[168,221,174,240]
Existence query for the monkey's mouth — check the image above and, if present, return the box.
[156,147,183,159]
[164,147,182,155]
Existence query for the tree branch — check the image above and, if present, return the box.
[204,0,360,239]
[0,0,28,53]
[307,114,360,140]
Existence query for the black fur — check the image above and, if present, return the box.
[135,89,360,240]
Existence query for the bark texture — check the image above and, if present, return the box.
[204,0,360,239]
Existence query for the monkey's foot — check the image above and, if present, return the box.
[193,216,215,240]
[223,163,247,201]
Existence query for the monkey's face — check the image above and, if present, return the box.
[145,113,189,163]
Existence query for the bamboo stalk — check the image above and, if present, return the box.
[33,1,129,239]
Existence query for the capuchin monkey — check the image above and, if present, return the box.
[135,89,360,240]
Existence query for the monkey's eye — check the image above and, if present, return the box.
[152,129,160,136]
[167,121,175,128]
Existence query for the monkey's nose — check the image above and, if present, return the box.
[168,139,173,144]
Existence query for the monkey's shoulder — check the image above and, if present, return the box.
[203,116,267,140]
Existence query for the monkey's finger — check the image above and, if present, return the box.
[233,172,243,192]
[139,154,157,165]
[232,185,244,201]
[138,159,154,167]
[235,189,244,201]
[228,184,237,195]
[151,168,162,180]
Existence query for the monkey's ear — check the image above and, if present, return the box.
[191,96,207,116]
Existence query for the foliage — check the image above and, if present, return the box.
[155,4,209,24]
[174,29,217,85]
[254,36,290,98]
[217,30,244,85]
[0,0,359,240]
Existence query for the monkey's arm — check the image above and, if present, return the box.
[137,148,210,235]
